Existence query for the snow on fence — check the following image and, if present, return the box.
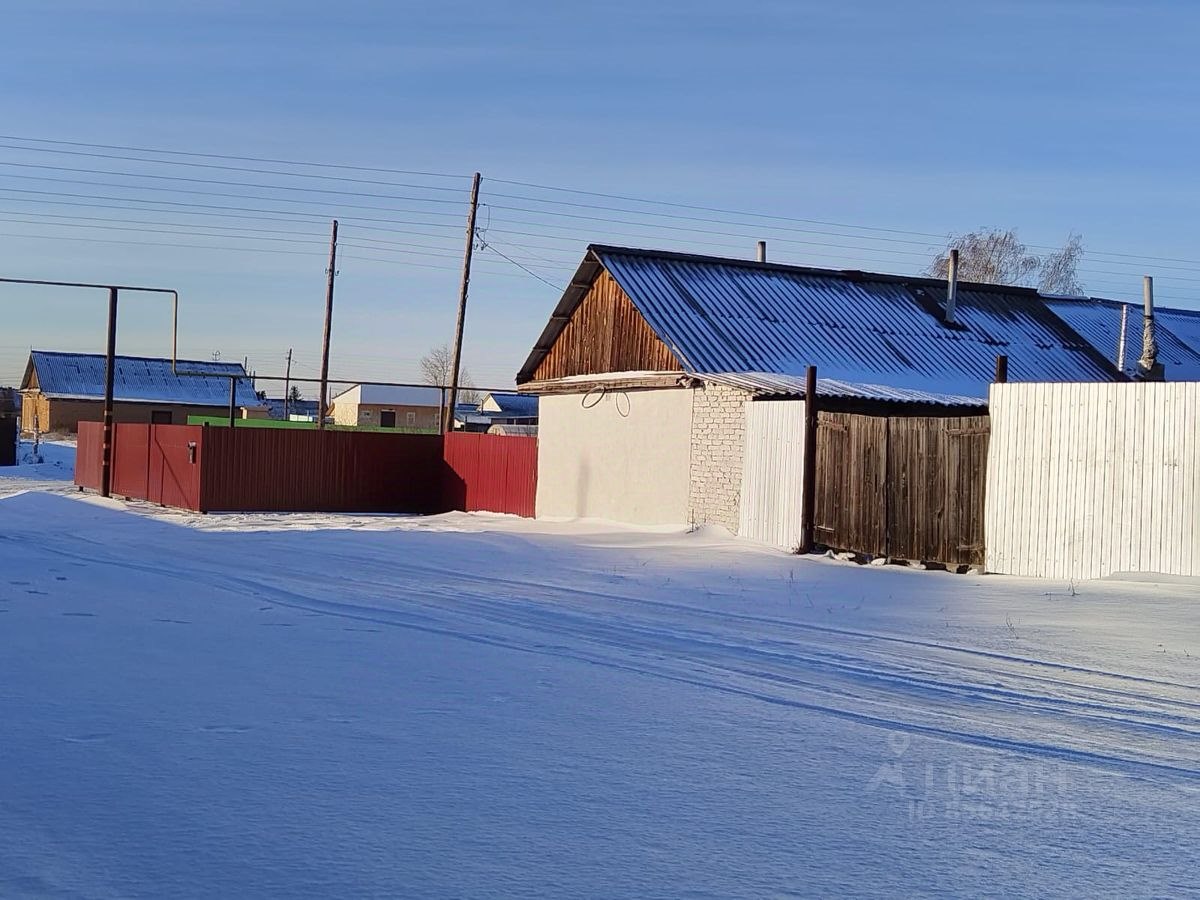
[75,422,538,517]
[985,381,1200,580]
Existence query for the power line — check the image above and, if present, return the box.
[0,187,463,229]
[0,134,466,179]
[0,142,470,192]
[0,173,467,219]
[477,239,564,290]
[0,160,467,206]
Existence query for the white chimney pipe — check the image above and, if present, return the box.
[756,240,767,263]
[1138,274,1160,377]
[945,248,959,324]
[1116,303,1129,372]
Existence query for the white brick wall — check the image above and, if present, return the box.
[688,384,751,532]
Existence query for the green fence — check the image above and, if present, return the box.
[186,415,438,434]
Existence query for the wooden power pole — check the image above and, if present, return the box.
[444,172,482,432]
[317,219,338,429]
[283,348,293,419]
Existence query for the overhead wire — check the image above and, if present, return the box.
[0,133,466,179]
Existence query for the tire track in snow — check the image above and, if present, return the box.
[14,526,1200,786]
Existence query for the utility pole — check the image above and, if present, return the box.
[444,172,481,432]
[283,348,293,419]
[318,219,338,429]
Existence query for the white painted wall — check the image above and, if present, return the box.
[986,382,1200,580]
[739,400,806,550]
[536,388,693,525]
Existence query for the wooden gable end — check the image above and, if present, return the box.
[532,270,683,381]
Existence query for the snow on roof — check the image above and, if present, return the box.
[518,246,1123,396]
[481,391,538,417]
[23,351,260,407]
[698,372,987,407]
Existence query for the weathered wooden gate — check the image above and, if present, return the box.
[814,412,990,566]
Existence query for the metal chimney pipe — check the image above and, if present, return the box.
[1115,303,1129,372]
[756,240,767,262]
[1138,274,1160,377]
[945,248,959,324]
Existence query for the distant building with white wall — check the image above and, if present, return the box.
[329,384,443,430]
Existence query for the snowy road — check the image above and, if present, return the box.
[1,483,1198,897]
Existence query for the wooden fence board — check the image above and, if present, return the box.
[814,412,989,567]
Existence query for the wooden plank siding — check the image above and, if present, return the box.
[814,411,990,567]
[985,381,1200,579]
[532,271,682,381]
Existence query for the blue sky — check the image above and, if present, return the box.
[1,0,1197,390]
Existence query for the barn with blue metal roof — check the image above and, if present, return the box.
[20,350,261,435]
[516,244,1163,532]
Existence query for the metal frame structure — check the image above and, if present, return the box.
[0,276,179,498]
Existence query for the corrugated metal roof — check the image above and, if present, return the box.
[481,391,538,417]
[1157,307,1200,364]
[24,351,260,406]
[697,372,986,407]
[1043,298,1200,380]
[517,246,1122,398]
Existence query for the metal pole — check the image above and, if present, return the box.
[945,248,959,324]
[318,219,338,429]
[100,287,118,498]
[994,354,1009,384]
[800,364,818,554]
[283,348,293,419]
[228,376,237,428]
[445,172,481,432]
[1116,304,1129,372]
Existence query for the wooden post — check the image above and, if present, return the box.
[227,376,237,428]
[317,219,338,429]
[800,364,818,553]
[100,287,118,498]
[445,172,482,432]
[994,354,1008,384]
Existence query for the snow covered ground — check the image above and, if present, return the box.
[0,451,1198,898]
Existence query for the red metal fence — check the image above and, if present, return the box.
[74,423,539,517]
[75,422,105,492]
[443,432,538,517]
[201,427,445,513]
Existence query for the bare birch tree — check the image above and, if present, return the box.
[419,343,480,404]
[927,228,1085,295]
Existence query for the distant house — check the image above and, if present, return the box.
[263,396,321,422]
[449,393,539,433]
[19,351,261,435]
[453,402,493,432]
[479,392,538,426]
[329,384,443,430]
[516,245,1129,529]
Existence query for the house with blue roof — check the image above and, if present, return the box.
[479,392,538,425]
[515,244,1166,533]
[20,350,261,435]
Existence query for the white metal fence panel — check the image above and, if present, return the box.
[739,400,805,550]
[986,382,1200,580]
